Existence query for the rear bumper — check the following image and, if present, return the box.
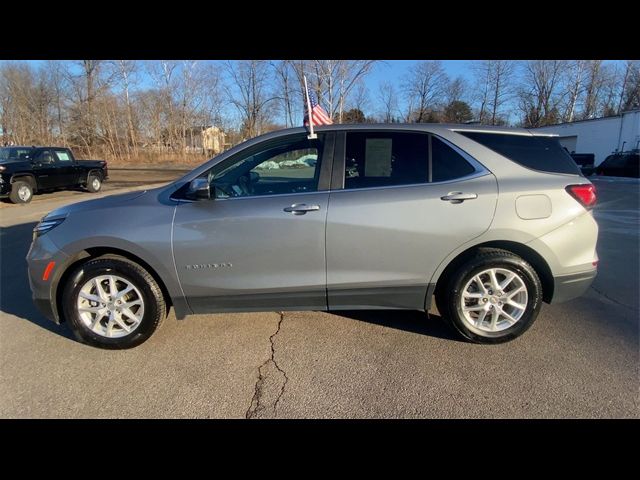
[550,269,597,303]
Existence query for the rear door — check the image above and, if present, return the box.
[325,130,498,310]
[52,148,78,186]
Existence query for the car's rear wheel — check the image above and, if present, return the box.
[436,249,543,343]
[62,255,166,349]
[86,173,102,193]
[9,180,33,204]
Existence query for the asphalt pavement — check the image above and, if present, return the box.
[0,174,638,418]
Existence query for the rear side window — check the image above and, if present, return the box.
[431,137,476,182]
[458,131,581,175]
[344,132,428,189]
[54,149,72,162]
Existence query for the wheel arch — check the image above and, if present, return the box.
[433,240,554,304]
[54,247,176,323]
[86,169,104,183]
[10,173,37,192]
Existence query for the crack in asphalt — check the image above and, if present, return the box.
[590,285,638,311]
[245,312,289,419]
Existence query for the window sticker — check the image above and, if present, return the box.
[364,138,392,177]
[56,151,71,161]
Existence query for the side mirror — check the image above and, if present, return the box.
[186,178,211,200]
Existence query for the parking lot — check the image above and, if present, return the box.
[0,174,638,418]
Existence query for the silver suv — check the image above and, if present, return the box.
[27,124,599,349]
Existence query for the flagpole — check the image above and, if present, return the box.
[303,75,317,139]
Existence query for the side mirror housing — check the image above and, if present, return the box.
[186,178,211,200]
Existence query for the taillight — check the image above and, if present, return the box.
[566,184,596,209]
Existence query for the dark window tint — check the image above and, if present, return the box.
[0,148,33,161]
[431,137,476,182]
[601,154,626,168]
[458,131,580,175]
[344,132,428,189]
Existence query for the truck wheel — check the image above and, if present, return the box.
[9,180,33,204]
[436,248,543,344]
[86,173,102,193]
[62,255,167,349]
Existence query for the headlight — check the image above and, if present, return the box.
[33,217,65,239]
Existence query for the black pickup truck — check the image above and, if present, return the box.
[0,146,108,204]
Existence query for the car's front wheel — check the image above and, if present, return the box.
[436,249,543,344]
[62,255,166,349]
[9,180,33,204]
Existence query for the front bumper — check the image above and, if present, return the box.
[551,269,597,303]
[27,232,71,324]
[0,176,11,196]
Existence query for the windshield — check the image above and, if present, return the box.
[0,147,34,162]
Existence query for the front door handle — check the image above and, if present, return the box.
[284,204,321,215]
[440,192,478,203]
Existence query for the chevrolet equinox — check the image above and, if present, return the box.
[27,124,598,349]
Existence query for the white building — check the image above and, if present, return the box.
[532,110,640,166]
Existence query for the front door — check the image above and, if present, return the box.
[172,133,333,313]
[31,149,58,189]
[325,130,498,310]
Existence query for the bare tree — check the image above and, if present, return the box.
[517,60,567,127]
[224,60,276,138]
[581,60,606,119]
[471,61,492,123]
[273,61,298,127]
[488,61,516,125]
[619,60,640,111]
[561,60,589,122]
[45,60,69,145]
[470,60,517,125]
[112,60,139,155]
[446,76,467,104]
[377,81,398,122]
[402,60,448,123]
[348,80,370,116]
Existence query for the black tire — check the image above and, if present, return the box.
[9,180,33,204]
[61,255,166,349]
[86,173,102,193]
[436,248,543,344]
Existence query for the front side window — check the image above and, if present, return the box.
[36,150,55,164]
[207,136,323,198]
[344,132,428,189]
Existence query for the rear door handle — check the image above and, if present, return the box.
[440,192,478,203]
[283,203,321,215]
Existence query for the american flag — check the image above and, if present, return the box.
[304,88,333,126]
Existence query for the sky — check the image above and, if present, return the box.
[4,59,628,125]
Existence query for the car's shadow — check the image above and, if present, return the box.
[332,309,462,342]
[0,221,73,339]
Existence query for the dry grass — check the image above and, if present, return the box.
[80,151,214,169]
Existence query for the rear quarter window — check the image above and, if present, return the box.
[458,131,581,175]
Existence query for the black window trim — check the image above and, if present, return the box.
[331,129,489,193]
[174,132,334,202]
